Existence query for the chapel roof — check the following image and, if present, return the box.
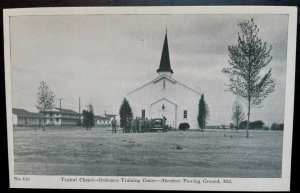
[157,30,173,74]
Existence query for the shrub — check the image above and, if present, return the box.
[239,120,265,130]
[263,126,269,130]
[251,120,265,130]
[270,123,284,130]
[229,123,235,129]
[179,123,190,131]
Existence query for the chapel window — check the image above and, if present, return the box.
[184,110,188,119]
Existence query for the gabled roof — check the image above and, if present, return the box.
[54,107,78,114]
[127,30,201,97]
[94,115,110,121]
[12,108,43,118]
[127,75,174,96]
[151,98,177,106]
[127,75,201,96]
[157,31,173,73]
[152,74,176,83]
[127,79,154,96]
[42,107,78,114]
[176,81,202,96]
[105,114,117,118]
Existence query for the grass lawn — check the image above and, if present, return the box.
[13,127,283,177]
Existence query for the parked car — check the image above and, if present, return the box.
[150,118,167,132]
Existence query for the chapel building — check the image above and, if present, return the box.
[127,31,201,129]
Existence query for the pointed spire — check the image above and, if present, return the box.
[157,29,173,74]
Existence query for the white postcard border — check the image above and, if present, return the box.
[4,6,297,191]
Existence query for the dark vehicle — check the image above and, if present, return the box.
[150,118,167,132]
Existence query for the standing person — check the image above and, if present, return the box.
[125,117,132,133]
[138,117,142,133]
[149,118,153,132]
[162,116,167,132]
[145,118,149,132]
[163,116,167,124]
[111,117,117,134]
[130,118,134,133]
[123,118,126,133]
[140,118,144,133]
[134,117,138,133]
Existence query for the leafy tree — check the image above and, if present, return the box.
[82,104,95,130]
[229,123,235,129]
[271,123,284,131]
[239,120,265,130]
[232,100,245,130]
[223,18,275,138]
[239,120,246,129]
[119,98,133,129]
[251,120,265,130]
[198,94,209,131]
[36,81,56,131]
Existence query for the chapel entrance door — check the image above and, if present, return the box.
[150,98,177,128]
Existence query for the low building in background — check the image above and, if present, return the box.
[94,115,110,126]
[205,125,223,130]
[13,107,117,127]
[104,112,117,124]
[41,107,80,126]
[12,108,43,126]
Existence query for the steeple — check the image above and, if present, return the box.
[157,29,173,75]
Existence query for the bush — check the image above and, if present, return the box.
[165,125,173,131]
[251,120,265,129]
[239,120,265,130]
[179,123,190,131]
[263,126,269,130]
[229,123,235,129]
[270,123,284,130]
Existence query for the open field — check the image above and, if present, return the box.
[13,127,283,177]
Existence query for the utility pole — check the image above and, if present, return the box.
[78,97,81,126]
[58,98,63,127]
[58,98,62,110]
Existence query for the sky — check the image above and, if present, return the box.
[9,14,288,126]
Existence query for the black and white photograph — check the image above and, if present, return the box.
[4,6,297,191]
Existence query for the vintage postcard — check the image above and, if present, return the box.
[4,6,297,191]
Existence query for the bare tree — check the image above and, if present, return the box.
[232,100,245,130]
[36,81,56,131]
[223,18,275,138]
